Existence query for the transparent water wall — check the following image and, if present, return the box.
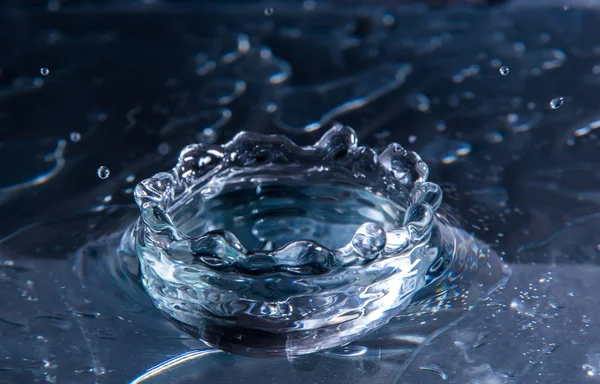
[1,1,599,383]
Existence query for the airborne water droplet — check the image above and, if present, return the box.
[550,97,564,109]
[97,166,110,179]
[264,7,274,16]
[69,132,81,143]
[499,66,510,75]
[40,67,50,76]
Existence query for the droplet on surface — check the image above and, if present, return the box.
[549,97,564,109]
[40,67,50,76]
[499,66,510,75]
[69,132,81,143]
[97,166,110,179]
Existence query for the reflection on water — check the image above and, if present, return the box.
[0,1,599,383]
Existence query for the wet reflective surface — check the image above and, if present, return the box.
[1,1,600,383]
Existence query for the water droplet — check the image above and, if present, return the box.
[265,102,278,113]
[158,143,170,156]
[408,135,417,144]
[92,366,106,375]
[513,42,526,53]
[583,364,597,377]
[97,166,110,179]
[40,67,50,76]
[485,131,504,143]
[489,58,502,68]
[435,121,447,132]
[382,14,395,27]
[126,174,136,183]
[499,66,510,75]
[69,131,81,143]
[264,7,274,16]
[302,0,316,10]
[201,127,217,141]
[549,97,564,110]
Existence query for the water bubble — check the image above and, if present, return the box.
[499,66,510,75]
[69,132,81,143]
[97,166,110,179]
[264,7,274,16]
[40,67,50,76]
[549,97,564,110]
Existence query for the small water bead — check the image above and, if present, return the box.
[158,143,170,156]
[97,166,110,179]
[201,127,217,143]
[69,131,81,143]
[40,67,50,76]
[264,7,274,16]
[435,121,447,132]
[499,66,510,75]
[489,58,502,69]
[265,102,278,113]
[549,97,564,110]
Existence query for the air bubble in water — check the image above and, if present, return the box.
[69,132,81,143]
[499,66,510,75]
[550,97,564,110]
[97,166,110,179]
[264,7,274,16]
[40,67,50,76]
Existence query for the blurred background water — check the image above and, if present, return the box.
[0,0,599,383]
